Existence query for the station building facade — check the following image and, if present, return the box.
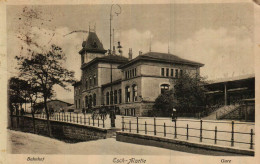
[73,31,204,116]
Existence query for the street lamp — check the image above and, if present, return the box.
[109,4,121,54]
[109,4,121,127]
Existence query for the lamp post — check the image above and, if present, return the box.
[109,4,121,99]
[109,4,121,127]
[110,4,121,53]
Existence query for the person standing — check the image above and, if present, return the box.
[110,108,116,128]
[171,108,177,122]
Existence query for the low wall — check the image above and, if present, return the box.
[116,131,254,156]
[10,116,117,141]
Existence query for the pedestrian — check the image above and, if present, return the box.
[110,109,116,128]
[171,108,177,122]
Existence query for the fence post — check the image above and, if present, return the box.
[231,121,234,147]
[77,113,78,123]
[137,117,139,133]
[250,129,253,149]
[215,126,217,144]
[70,112,71,122]
[98,117,99,127]
[103,117,105,128]
[129,120,131,132]
[154,117,156,136]
[122,116,124,131]
[164,123,166,137]
[174,119,177,139]
[145,121,147,134]
[200,119,203,142]
[186,124,189,140]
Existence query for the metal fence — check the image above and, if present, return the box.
[121,116,255,150]
[34,112,106,128]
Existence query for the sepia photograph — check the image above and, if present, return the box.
[0,0,259,163]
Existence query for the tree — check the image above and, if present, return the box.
[153,90,177,117]
[153,72,208,117]
[16,44,75,136]
[8,77,28,128]
[25,81,42,133]
[174,73,208,114]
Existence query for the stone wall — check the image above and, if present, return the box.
[10,116,116,141]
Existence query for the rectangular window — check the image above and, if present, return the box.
[85,80,88,89]
[175,69,178,78]
[166,68,169,77]
[180,69,183,77]
[75,100,77,109]
[134,68,137,76]
[78,100,80,109]
[171,69,174,77]
[161,68,165,76]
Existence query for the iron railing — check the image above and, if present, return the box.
[34,112,106,128]
[121,116,255,150]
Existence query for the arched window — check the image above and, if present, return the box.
[114,90,118,104]
[106,92,109,105]
[89,95,92,107]
[161,84,170,94]
[132,85,138,102]
[93,93,96,106]
[110,91,114,105]
[125,86,130,102]
[85,96,88,107]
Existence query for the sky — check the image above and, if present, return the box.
[6,2,255,102]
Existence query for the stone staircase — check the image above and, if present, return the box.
[203,104,240,120]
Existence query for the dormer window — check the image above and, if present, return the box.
[92,40,97,48]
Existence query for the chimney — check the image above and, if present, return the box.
[128,48,133,60]
[139,51,142,55]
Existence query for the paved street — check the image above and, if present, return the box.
[7,130,198,155]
